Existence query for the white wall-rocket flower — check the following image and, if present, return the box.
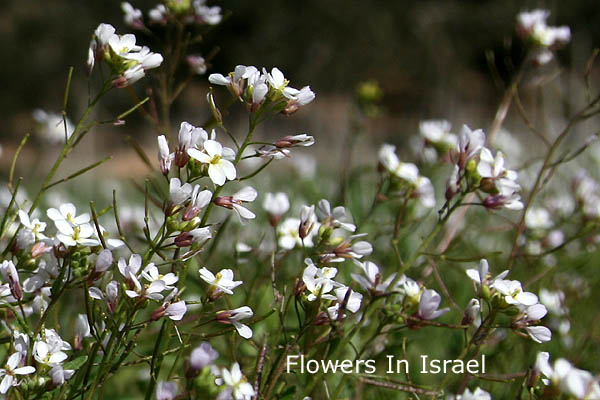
[218,362,255,400]
[0,353,36,394]
[492,279,539,306]
[214,187,258,224]
[188,140,236,186]
[199,267,242,298]
[216,306,254,339]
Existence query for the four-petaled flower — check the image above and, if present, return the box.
[0,353,36,394]
[188,140,236,186]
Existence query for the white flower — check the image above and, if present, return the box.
[178,121,211,153]
[149,4,168,24]
[417,289,450,320]
[526,325,552,344]
[220,362,255,400]
[518,304,552,343]
[482,192,524,211]
[187,55,207,75]
[209,65,255,97]
[284,86,316,106]
[456,125,486,169]
[378,144,400,171]
[74,314,91,350]
[199,267,242,296]
[330,286,363,317]
[456,387,491,400]
[539,289,567,316]
[121,2,143,29]
[299,205,317,239]
[465,259,508,288]
[32,109,74,144]
[266,67,294,97]
[535,352,600,399]
[94,249,113,275]
[141,264,178,289]
[174,227,212,248]
[55,222,100,247]
[23,258,58,293]
[193,0,222,25]
[477,148,520,188]
[169,178,193,205]
[188,140,236,186]
[351,261,401,295]
[190,342,219,371]
[125,276,166,301]
[516,9,571,65]
[49,365,75,386]
[47,203,90,226]
[157,135,174,175]
[214,187,258,224]
[492,279,538,306]
[302,263,339,301]
[164,300,187,321]
[108,33,141,57]
[274,134,315,148]
[156,380,178,400]
[415,176,436,208]
[0,260,23,300]
[94,23,116,47]
[278,217,316,249]
[316,199,356,232]
[462,298,481,325]
[0,353,36,394]
[400,278,422,304]
[525,207,553,230]
[183,186,212,221]
[420,119,457,148]
[216,307,254,339]
[89,280,119,314]
[33,339,68,366]
[123,46,164,70]
[263,192,290,224]
[117,254,143,282]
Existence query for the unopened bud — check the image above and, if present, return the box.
[282,100,299,116]
[207,90,223,125]
[213,196,235,209]
[174,232,193,247]
[175,148,190,168]
[293,278,306,297]
[152,304,167,321]
[31,242,52,258]
[314,311,330,326]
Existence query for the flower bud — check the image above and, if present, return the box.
[207,90,223,125]
[31,242,53,259]
[481,284,491,301]
[152,304,167,321]
[174,147,190,168]
[293,278,306,297]
[213,196,235,209]
[461,298,480,326]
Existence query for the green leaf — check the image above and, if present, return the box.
[64,355,89,370]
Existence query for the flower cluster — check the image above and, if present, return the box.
[378,144,436,209]
[122,0,222,29]
[445,125,523,211]
[534,352,600,399]
[87,23,163,87]
[516,9,571,64]
[209,65,315,115]
[466,259,551,343]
